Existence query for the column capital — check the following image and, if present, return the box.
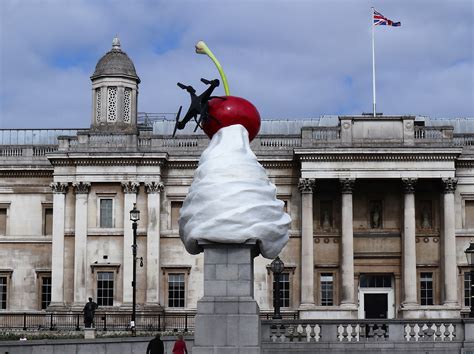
[442,178,458,194]
[339,178,355,194]
[121,181,140,194]
[50,182,68,194]
[298,178,315,194]
[144,181,165,194]
[73,182,91,194]
[402,178,417,194]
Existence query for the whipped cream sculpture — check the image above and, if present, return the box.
[176,41,291,259]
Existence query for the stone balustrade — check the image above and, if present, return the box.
[261,319,467,344]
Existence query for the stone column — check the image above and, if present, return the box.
[442,178,458,306]
[144,182,164,307]
[73,182,91,307]
[402,178,417,306]
[340,178,355,307]
[122,181,139,305]
[193,241,261,354]
[49,182,68,308]
[298,178,316,307]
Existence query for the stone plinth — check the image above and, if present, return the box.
[193,241,261,354]
[83,328,96,339]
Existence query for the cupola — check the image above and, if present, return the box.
[90,37,140,132]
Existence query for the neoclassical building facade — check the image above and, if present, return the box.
[0,39,473,319]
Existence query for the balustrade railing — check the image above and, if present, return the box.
[261,319,464,343]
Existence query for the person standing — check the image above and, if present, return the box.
[146,333,164,354]
[172,334,188,354]
[83,297,98,328]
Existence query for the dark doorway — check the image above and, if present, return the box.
[364,294,387,319]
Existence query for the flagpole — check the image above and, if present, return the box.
[371,7,376,117]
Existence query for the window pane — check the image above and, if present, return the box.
[465,272,472,307]
[41,277,51,309]
[97,272,114,306]
[168,273,185,308]
[0,277,7,309]
[420,272,433,305]
[100,199,113,228]
[273,273,290,308]
[321,273,333,306]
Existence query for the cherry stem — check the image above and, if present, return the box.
[195,41,230,96]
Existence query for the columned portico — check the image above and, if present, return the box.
[122,181,139,305]
[402,178,417,306]
[72,182,91,307]
[298,178,315,307]
[49,182,68,308]
[442,177,458,306]
[144,181,164,308]
[340,178,355,308]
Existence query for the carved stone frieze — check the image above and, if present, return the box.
[442,177,458,194]
[73,182,91,194]
[50,182,68,194]
[339,178,355,194]
[402,178,417,194]
[298,178,315,194]
[121,181,140,194]
[144,181,165,194]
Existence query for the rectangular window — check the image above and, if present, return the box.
[273,273,290,308]
[171,201,182,230]
[41,277,51,310]
[0,277,6,309]
[420,272,433,305]
[360,274,392,288]
[465,272,472,307]
[99,199,113,228]
[44,208,53,235]
[465,201,474,228]
[320,273,334,306]
[0,208,6,235]
[168,273,185,308]
[97,272,114,306]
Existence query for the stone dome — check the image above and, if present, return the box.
[91,37,140,83]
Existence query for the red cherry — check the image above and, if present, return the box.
[203,96,261,141]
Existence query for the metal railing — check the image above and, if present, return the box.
[0,312,195,332]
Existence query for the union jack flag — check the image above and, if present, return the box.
[373,9,401,26]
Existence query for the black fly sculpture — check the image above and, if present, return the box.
[173,78,223,137]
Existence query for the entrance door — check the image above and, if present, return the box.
[364,294,388,319]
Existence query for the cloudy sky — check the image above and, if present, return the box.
[0,0,472,129]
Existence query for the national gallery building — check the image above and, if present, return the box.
[0,39,473,320]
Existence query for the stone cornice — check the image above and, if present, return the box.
[295,148,461,162]
[456,158,474,168]
[0,169,53,178]
[165,159,296,170]
[50,158,166,166]
[48,153,168,167]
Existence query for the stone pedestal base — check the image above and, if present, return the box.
[84,328,96,339]
[193,241,261,354]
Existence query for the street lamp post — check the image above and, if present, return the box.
[465,241,474,318]
[130,203,141,335]
[271,256,284,320]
